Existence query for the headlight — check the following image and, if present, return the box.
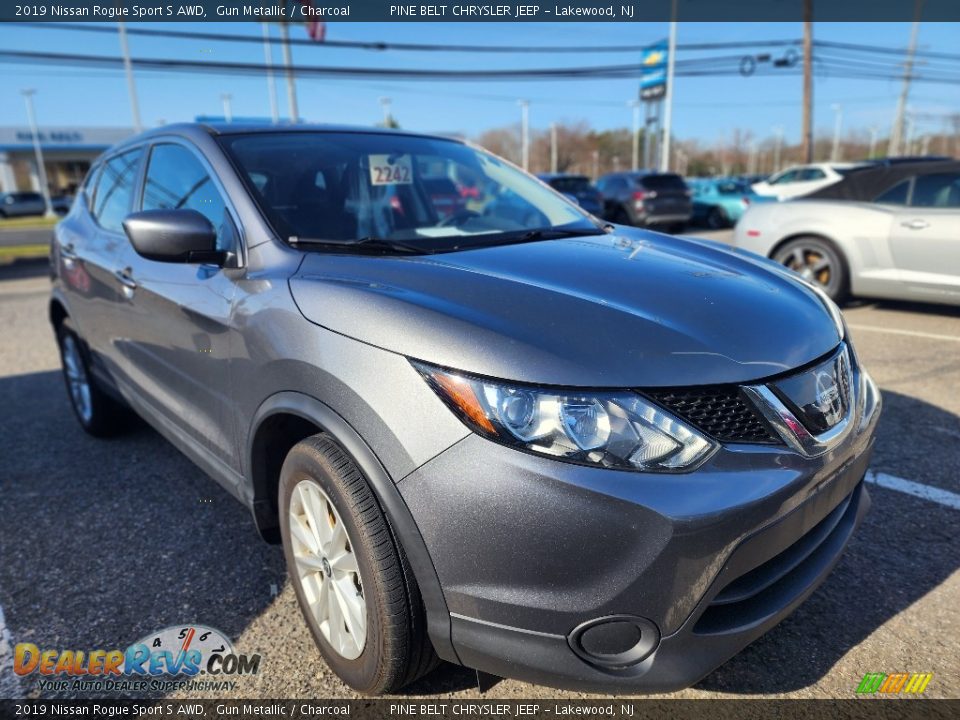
[414,362,718,472]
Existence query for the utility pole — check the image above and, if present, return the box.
[221,93,233,123]
[772,125,784,171]
[262,24,280,124]
[629,99,641,170]
[117,22,142,132]
[279,23,299,122]
[379,96,392,126]
[659,0,678,172]
[889,0,924,156]
[801,1,813,163]
[550,122,558,173]
[21,89,53,217]
[591,149,599,179]
[518,100,530,171]
[831,104,843,161]
[868,126,879,158]
[904,113,915,155]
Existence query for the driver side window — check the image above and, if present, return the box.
[141,143,237,252]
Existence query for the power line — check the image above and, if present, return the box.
[18,22,803,55]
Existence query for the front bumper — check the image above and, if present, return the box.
[398,366,880,692]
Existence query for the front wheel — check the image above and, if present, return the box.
[279,435,437,694]
[772,236,849,303]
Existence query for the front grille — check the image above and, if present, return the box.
[645,386,779,444]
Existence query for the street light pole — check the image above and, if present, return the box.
[868,126,879,158]
[518,100,530,171]
[629,99,641,170]
[221,93,233,123]
[21,89,53,217]
[262,23,280,124]
[592,149,599,179]
[117,21,142,132]
[831,104,843,161]
[379,96,392,126]
[659,0,678,172]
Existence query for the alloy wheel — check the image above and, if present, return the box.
[62,335,93,424]
[288,479,367,660]
[778,245,833,289]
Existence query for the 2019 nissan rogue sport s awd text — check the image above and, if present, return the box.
[49,124,881,694]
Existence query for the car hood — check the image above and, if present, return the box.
[289,229,841,387]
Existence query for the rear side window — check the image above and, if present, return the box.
[798,168,826,181]
[909,173,960,208]
[639,174,687,191]
[92,148,142,233]
[142,143,235,252]
[874,180,911,206]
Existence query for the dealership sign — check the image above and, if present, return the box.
[640,41,669,101]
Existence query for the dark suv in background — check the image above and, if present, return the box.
[597,171,693,230]
[537,173,603,215]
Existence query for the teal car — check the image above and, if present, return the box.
[690,178,773,229]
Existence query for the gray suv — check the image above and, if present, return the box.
[50,124,880,694]
[597,171,693,230]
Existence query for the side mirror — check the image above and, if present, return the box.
[122,209,222,264]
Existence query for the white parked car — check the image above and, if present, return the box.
[734,162,960,305]
[751,163,866,200]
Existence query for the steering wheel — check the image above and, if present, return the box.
[438,209,481,227]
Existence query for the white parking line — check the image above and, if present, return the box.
[848,324,960,343]
[866,470,960,510]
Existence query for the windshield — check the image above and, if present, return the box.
[219,131,598,251]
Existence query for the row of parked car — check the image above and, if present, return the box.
[536,158,954,234]
[535,157,959,307]
[0,191,73,218]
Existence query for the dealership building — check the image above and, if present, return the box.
[0,126,133,196]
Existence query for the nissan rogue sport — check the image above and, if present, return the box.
[50,124,880,694]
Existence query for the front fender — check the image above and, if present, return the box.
[246,390,460,665]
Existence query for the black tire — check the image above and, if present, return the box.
[772,235,850,304]
[279,435,437,694]
[706,207,727,229]
[611,206,632,226]
[56,318,129,437]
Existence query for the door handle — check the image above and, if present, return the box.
[114,267,137,298]
[900,219,930,230]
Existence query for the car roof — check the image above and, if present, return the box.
[105,122,467,154]
[806,160,960,201]
[537,173,589,180]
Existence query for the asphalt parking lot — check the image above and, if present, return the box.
[1,233,958,701]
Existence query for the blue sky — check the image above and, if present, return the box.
[1,21,958,146]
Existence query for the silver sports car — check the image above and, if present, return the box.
[733,161,960,306]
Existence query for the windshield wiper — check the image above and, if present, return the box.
[517,227,607,241]
[289,236,427,255]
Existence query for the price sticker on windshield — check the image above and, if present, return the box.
[369,154,413,185]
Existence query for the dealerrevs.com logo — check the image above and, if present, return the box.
[856,672,933,695]
[13,625,260,693]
